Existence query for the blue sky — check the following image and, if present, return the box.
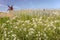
[0,0,60,12]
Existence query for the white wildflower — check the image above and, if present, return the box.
[4,31,6,36]
[28,31,34,35]
[36,34,40,36]
[47,24,50,27]
[6,20,10,23]
[22,24,25,26]
[10,30,13,33]
[53,26,56,29]
[16,22,19,25]
[44,28,47,31]
[44,33,47,37]
[12,34,16,37]
[19,29,22,31]
[38,31,40,34]
[4,28,7,30]
[26,35,28,37]
[12,16,17,20]
[23,28,26,31]
[13,37,16,40]
[15,26,18,29]
[39,38,41,40]
[25,20,30,24]
[36,34,39,36]
[8,32,10,34]
[29,28,34,31]
[2,23,6,27]
[33,24,37,28]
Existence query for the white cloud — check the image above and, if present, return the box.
[0,4,7,7]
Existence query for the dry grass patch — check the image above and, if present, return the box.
[0,13,15,18]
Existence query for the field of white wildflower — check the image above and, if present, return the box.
[0,10,60,40]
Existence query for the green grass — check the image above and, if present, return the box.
[0,10,60,40]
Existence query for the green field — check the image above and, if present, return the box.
[0,10,60,40]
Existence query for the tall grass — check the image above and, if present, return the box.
[0,10,60,40]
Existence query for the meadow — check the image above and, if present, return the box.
[0,9,60,40]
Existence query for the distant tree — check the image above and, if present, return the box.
[43,9,45,11]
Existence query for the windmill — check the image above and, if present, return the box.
[0,0,19,12]
[8,5,14,11]
[7,0,14,11]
